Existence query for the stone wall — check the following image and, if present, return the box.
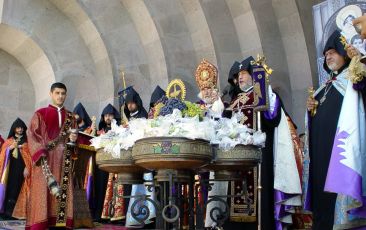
[0,50,34,136]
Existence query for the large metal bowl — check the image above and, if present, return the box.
[96,148,145,184]
[132,137,212,171]
[204,144,261,171]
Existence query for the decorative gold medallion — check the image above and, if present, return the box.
[166,79,186,100]
[195,59,218,90]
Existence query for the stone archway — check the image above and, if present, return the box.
[0,49,35,135]
[0,23,55,107]
[121,0,169,89]
[49,0,115,112]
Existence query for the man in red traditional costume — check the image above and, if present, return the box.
[26,82,78,229]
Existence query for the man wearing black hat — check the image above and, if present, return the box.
[228,56,265,128]
[101,97,145,222]
[123,87,157,227]
[97,103,122,221]
[101,90,148,224]
[0,118,31,219]
[307,30,350,230]
[305,30,366,229]
[72,103,96,228]
[98,104,121,135]
[73,103,94,134]
[124,87,148,120]
[226,57,278,229]
[222,57,302,230]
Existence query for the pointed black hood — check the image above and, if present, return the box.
[73,103,92,128]
[8,118,27,143]
[323,30,350,74]
[98,104,121,130]
[150,86,166,108]
[118,85,134,109]
[124,87,148,119]
[228,61,240,86]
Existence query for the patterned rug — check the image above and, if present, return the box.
[0,220,25,230]
[0,221,129,229]
[89,223,129,229]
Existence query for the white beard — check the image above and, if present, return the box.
[327,62,339,71]
[203,97,214,105]
[240,84,252,92]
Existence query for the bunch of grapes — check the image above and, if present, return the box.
[182,101,204,119]
[156,96,169,105]
[158,98,187,116]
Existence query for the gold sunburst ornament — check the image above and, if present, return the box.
[166,79,186,100]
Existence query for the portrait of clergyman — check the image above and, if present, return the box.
[336,5,362,49]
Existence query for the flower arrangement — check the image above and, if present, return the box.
[91,109,266,157]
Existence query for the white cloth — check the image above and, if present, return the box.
[268,85,277,114]
[273,109,302,224]
[126,172,156,227]
[204,171,229,228]
[210,97,225,117]
[273,109,302,194]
